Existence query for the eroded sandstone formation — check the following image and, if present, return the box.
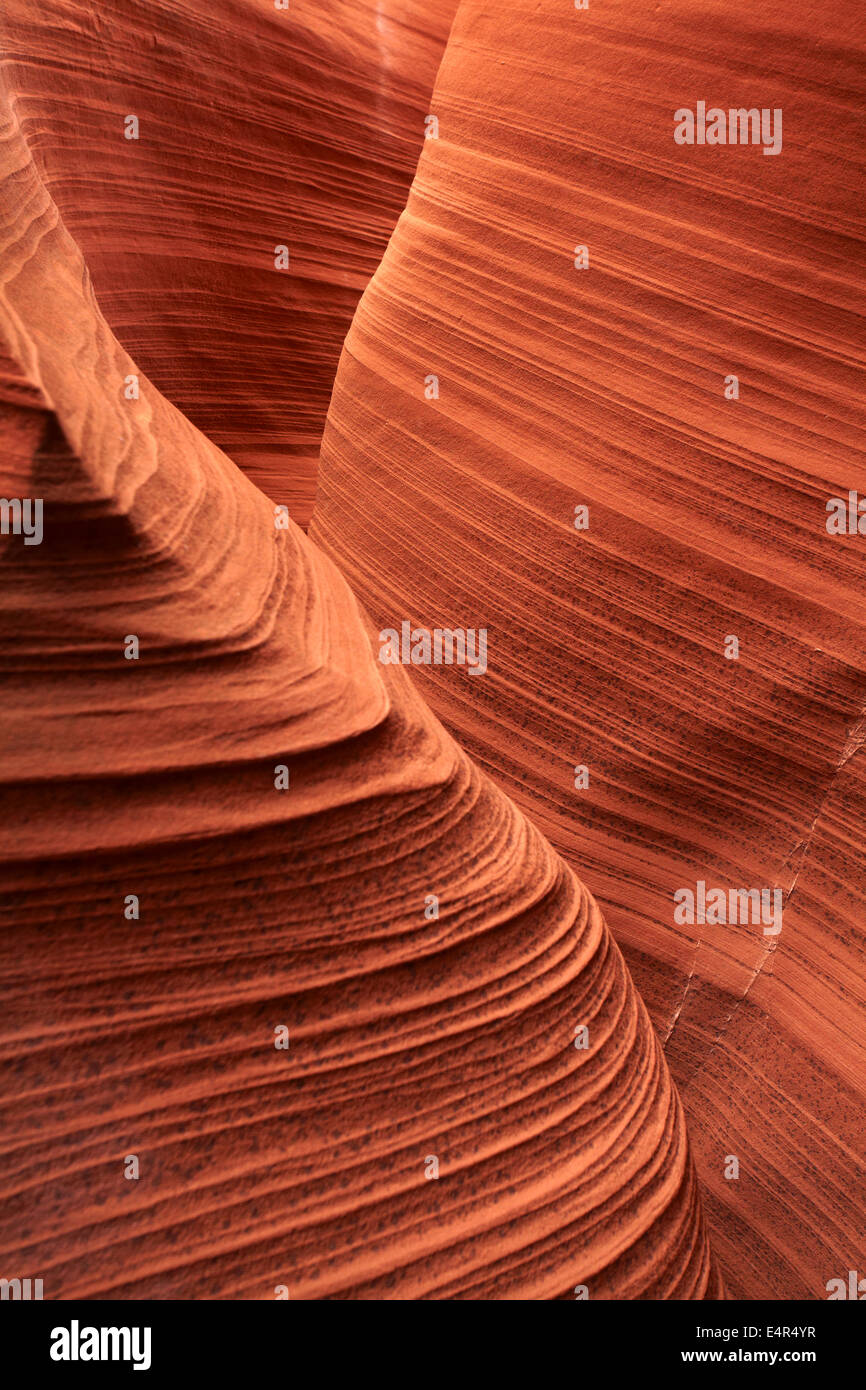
[310,0,866,1298]
[0,0,458,523]
[0,86,721,1300]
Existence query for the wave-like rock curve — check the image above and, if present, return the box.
[310,0,866,1298]
[0,87,721,1300]
[0,0,459,523]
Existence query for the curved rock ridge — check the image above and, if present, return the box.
[310,0,866,1297]
[0,101,388,796]
[0,0,459,524]
[0,90,721,1299]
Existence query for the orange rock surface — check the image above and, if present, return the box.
[0,86,721,1299]
[0,0,458,524]
[310,0,866,1298]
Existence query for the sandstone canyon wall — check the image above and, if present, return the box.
[0,0,458,524]
[310,0,866,1297]
[0,83,721,1299]
[1,0,862,1304]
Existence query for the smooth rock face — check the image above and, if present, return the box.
[0,0,458,524]
[0,90,721,1300]
[310,0,866,1297]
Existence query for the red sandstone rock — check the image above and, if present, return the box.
[0,0,458,524]
[310,0,866,1299]
[0,85,720,1300]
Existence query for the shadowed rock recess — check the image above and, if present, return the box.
[310,0,866,1298]
[0,92,722,1298]
[0,0,459,524]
